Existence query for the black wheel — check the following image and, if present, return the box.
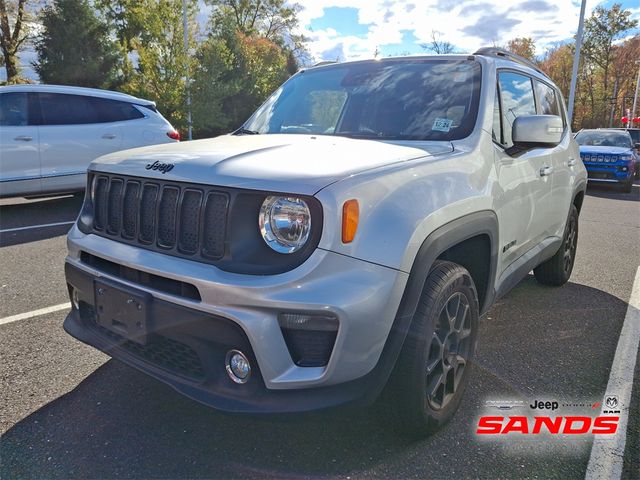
[534,204,578,286]
[620,180,633,193]
[382,261,479,438]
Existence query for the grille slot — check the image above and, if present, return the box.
[202,192,228,260]
[122,181,140,239]
[107,179,124,234]
[179,190,203,254]
[91,174,229,264]
[94,177,109,230]
[139,184,159,244]
[157,186,179,248]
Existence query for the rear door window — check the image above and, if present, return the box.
[0,92,29,126]
[498,71,536,148]
[36,93,144,125]
[89,97,144,122]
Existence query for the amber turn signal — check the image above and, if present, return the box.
[342,199,359,243]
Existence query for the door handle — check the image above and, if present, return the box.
[540,166,554,177]
[568,158,577,167]
[102,133,117,139]
[14,135,33,142]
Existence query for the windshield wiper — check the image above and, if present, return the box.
[233,127,260,135]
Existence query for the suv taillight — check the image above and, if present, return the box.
[167,130,181,141]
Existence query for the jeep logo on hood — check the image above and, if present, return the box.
[145,160,174,174]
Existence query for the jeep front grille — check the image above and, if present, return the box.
[90,174,229,263]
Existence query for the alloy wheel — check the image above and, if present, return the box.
[563,215,577,274]
[425,292,472,410]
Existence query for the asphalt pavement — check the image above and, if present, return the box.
[0,182,639,479]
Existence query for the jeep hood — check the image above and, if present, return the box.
[91,134,452,194]
[578,145,633,155]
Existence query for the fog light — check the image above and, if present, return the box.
[71,287,80,310]
[225,350,251,384]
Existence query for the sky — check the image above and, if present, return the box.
[297,0,640,62]
[4,0,640,82]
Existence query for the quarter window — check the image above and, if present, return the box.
[498,72,536,148]
[535,81,560,117]
[0,93,29,126]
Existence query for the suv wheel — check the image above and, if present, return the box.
[534,204,578,286]
[621,179,633,193]
[383,261,479,438]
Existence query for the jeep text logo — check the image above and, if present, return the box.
[145,160,174,174]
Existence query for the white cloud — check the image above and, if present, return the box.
[295,0,615,62]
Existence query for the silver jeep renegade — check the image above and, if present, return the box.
[64,48,587,436]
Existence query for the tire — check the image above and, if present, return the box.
[533,204,578,286]
[381,260,479,438]
[620,180,633,194]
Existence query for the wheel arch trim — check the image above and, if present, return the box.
[360,210,499,402]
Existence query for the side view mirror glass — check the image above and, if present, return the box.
[512,115,563,148]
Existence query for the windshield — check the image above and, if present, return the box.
[242,59,482,141]
[575,130,633,148]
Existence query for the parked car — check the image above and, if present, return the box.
[0,85,180,198]
[609,127,640,179]
[575,128,637,192]
[63,48,587,437]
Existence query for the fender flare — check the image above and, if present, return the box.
[572,179,587,212]
[361,210,499,401]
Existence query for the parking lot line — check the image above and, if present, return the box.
[585,266,640,480]
[0,221,75,234]
[0,303,71,327]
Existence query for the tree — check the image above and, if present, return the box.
[34,0,119,87]
[207,0,307,65]
[191,30,289,137]
[0,0,31,82]
[582,3,638,125]
[506,37,536,61]
[119,0,198,132]
[421,30,455,54]
[539,44,573,98]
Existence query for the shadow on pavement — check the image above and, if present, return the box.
[586,180,640,202]
[0,195,82,248]
[0,277,632,479]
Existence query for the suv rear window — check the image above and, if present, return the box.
[35,93,144,125]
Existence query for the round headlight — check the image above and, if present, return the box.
[259,196,311,253]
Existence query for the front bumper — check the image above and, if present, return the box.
[64,225,409,412]
[584,162,634,184]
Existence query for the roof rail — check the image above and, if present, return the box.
[312,60,339,68]
[473,47,544,75]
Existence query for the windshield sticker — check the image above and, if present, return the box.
[432,118,453,132]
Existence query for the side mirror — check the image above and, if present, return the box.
[512,115,563,148]
[634,142,640,151]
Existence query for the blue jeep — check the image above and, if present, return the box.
[576,129,637,193]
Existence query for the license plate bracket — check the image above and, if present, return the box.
[94,280,152,345]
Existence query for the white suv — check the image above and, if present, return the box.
[63,49,587,437]
[0,85,179,198]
